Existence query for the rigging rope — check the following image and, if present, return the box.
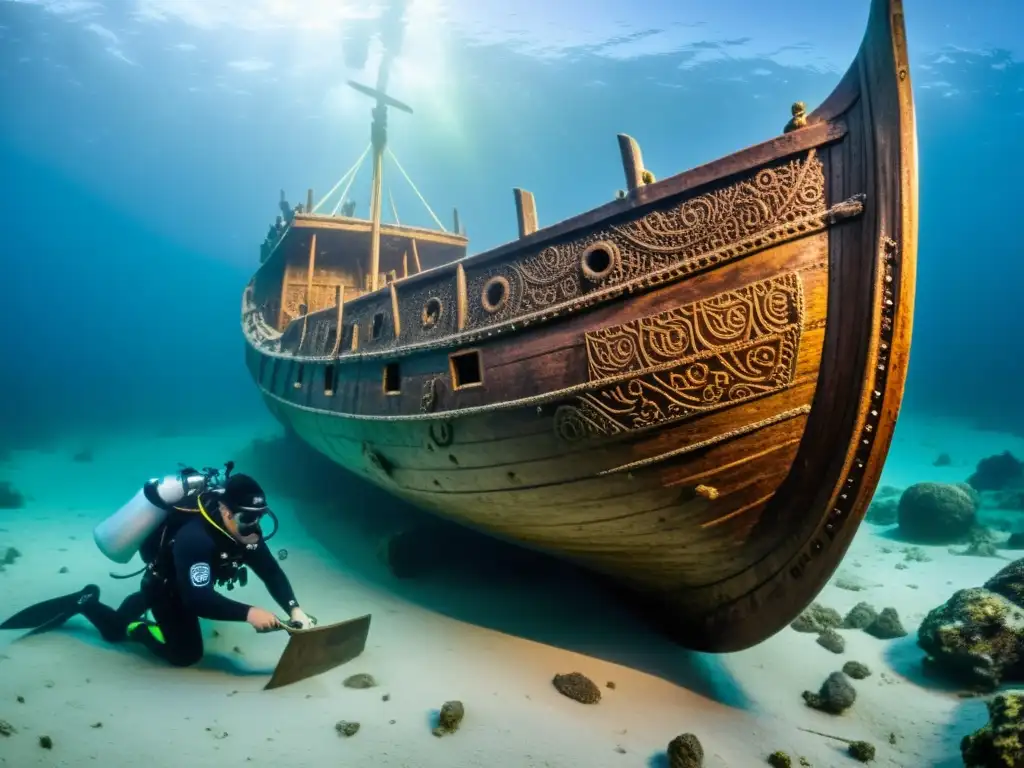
[388,188,400,225]
[312,143,371,214]
[331,145,371,216]
[386,147,447,232]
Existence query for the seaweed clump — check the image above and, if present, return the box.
[667,732,704,768]
[552,672,601,704]
[960,691,1024,767]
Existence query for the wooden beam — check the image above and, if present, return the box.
[410,239,423,274]
[329,284,345,358]
[390,281,401,339]
[298,233,317,351]
[617,134,646,192]
[514,188,538,238]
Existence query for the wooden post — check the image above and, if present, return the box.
[410,239,423,274]
[514,188,538,238]
[402,251,409,279]
[456,263,468,332]
[389,282,401,339]
[453,208,461,235]
[329,284,345,358]
[298,233,317,351]
[306,188,314,213]
[368,146,384,292]
[617,134,646,192]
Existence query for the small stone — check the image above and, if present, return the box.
[848,740,875,762]
[667,732,704,768]
[91,722,102,728]
[791,602,842,633]
[614,745,626,754]
[382,693,390,702]
[606,681,616,689]
[552,672,601,704]
[816,628,845,654]
[802,671,856,714]
[334,721,360,737]
[343,673,377,689]
[58,566,68,574]
[767,751,792,768]
[431,700,464,737]
[864,607,907,639]
[39,735,53,749]
[902,546,932,562]
[842,602,878,630]
[842,661,872,679]
[16,695,24,703]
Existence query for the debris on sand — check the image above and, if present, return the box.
[431,700,465,737]
[552,672,601,704]
[0,720,15,736]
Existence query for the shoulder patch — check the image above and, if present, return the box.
[189,562,212,587]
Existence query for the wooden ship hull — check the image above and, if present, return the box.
[242,0,917,652]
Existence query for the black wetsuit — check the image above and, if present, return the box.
[81,515,299,667]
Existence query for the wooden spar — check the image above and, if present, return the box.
[329,284,345,359]
[297,233,317,350]
[410,239,423,274]
[347,78,414,295]
[617,134,646,192]
[514,189,538,238]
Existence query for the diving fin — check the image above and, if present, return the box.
[0,584,100,635]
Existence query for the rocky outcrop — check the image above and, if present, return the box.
[898,482,977,543]
[918,559,1024,690]
[960,691,1024,767]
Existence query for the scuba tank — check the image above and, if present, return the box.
[93,463,232,564]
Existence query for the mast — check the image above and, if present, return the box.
[348,56,413,294]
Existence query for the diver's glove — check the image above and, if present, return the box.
[288,607,316,630]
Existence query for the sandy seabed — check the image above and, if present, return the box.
[1,410,1022,768]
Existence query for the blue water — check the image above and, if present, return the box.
[1,1,1023,766]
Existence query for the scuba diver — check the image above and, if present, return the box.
[0,462,315,668]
